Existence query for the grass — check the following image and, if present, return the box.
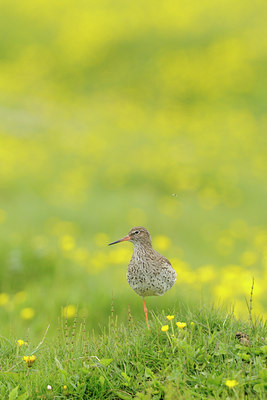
[0,304,266,399]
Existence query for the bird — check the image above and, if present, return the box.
[108,227,177,328]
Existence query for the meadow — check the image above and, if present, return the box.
[0,0,267,398]
[0,308,266,399]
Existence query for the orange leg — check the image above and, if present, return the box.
[142,297,149,329]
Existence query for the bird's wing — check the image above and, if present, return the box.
[159,256,177,278]
[155,252,172,267]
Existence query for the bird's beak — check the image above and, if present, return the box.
[108,235,131,246]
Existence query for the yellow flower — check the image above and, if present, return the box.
[176,322,187,329]
[59,235,75,251]
[190,322,195,326]
[62,305,77,319]
[0,293,9,306]
[166,315,174,321]
[20,307,35,320]
[63,385,67,390]
[161,325,169,332]
[154,235,171,251]
[225,380,238,388]
[23,355,36,367]
[17,339,27,347]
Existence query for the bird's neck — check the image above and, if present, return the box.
[133,241,153,254]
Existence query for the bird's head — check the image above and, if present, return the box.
[108,227,152,246]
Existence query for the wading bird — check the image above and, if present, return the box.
[108,227,177,328]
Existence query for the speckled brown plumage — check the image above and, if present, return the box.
[109,227,177,328]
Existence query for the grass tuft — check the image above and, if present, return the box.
[0,306,266,399]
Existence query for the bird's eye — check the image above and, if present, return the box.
[134,230,140,235]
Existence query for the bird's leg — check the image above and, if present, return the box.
[142,297,149,329]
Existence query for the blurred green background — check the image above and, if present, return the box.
[0,0,266,339]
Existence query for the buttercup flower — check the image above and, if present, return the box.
[17,339,27,347]
[166,315,174,320]
[225,379,238,388]
[176,322,187,329]
[23,355,36,367]
[60,235,75,251]
[154,235,171,251]
[62,305,77,319]
[161,325,169,332]
[0,293,9,306]
[20,307,35,320]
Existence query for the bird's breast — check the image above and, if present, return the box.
[126,251,176,297]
